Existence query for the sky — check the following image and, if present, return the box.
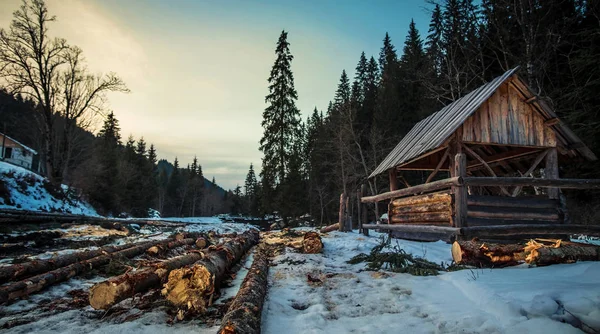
[0,0,432,190]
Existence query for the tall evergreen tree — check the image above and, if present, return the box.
[89,112,121,215]
[259,30,302,219]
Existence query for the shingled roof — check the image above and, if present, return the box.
[369,68,596,178]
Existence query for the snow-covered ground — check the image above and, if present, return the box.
[1,227,598,333]
[0,161,97,215]
[262,230,600,334]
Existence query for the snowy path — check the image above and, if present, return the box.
[262,231,600,334]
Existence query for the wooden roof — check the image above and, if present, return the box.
[369,68,596,178]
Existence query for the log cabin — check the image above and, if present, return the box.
[360,68,600,241]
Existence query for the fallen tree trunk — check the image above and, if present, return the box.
[146,237,203,256]
[0,238,187,305]
[0,238,193,285]
[89,237,208,310]
[218,248,269,334]
[302,232,323,254]
[162,230,259,313]
[452,240,600,267]
[319,223,339,233]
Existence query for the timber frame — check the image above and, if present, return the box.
[360,68,600,241]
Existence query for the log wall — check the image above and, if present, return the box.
[461,82,557,147]
[465,195,563,227]
[388,190,453,226]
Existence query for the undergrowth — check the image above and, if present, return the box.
[347,234,444,276]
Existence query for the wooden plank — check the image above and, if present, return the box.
[461,224,600,237]
[545,148,559,199]
[467,206,559,221]
[466,218,560,227]
[467,195,558,209]
[361,177,462,203]
[390,212,451,223]
[463,177,600,189]
[391,202,450,214]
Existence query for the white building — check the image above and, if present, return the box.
[0,132,39,172]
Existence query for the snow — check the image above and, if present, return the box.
[0,161,98,215]
[262,230,600,334]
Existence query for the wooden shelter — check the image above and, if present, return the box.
[360,68,600,241]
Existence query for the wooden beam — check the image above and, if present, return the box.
[453,153,467,228]
[461,224,600,237]
[389,169,398,191]
[360,185,368,236]
[361,177,463,203]
[467,195,558,209]
[525,96,538,104]
[362,224,459,235]
[545,148,559,199]
[466,147,539,171]
[462,144,511,196]
[426,148,450,184]
[463,177,600,189]
[511,149,550,197]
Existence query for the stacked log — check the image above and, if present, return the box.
[89,237,208,310]
[0,238,194,284]
[388,191,452,225]
[218,248,269,334]
[302,232,323,254]
[0,238,187,304]
[162,230,259,313]
[452,239,600,267]
[146,237,205,256]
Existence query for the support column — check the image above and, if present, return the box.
[545,148,559,199]
[389,169,398,191]
[453,153,467,228]
[360,184,368,236]
[338,193,346,232]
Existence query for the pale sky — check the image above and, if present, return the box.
[0,0,430,190]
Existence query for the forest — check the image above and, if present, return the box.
[257,0,600,225]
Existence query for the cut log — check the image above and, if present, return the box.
[451,240,526,267]
[319,223,339,233]
[452,240,600,267]
[361,177,462,203]
[0,238,184,304]
[162,230,259,312]
[145,237,199,256]
[218,248,269,334]
[391,202,450,214]
[302,232,323,254]
[0,238,179,285]
[89,238,209,310]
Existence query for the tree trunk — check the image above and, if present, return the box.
[302,232,323,254]
[0,238,182,284]
[0,238,187,305]
[162,230,259,312]
[452,240,600,267]
[218,248,269,334]
[89,238,208,310]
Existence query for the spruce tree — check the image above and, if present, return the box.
[259,30,302,220]
[90,112,121,215]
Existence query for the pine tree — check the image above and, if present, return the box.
[259,30,303,219]
[244,163,258,216]
[90,112,121,215]
[374,33,402,143]
[399,19,429,123]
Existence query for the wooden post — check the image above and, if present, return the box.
[345,195,351,231]
[338,193,346,232]
[360,185,368,236]
[545,148,559,199]
[389,169,398,191]
[453,153,467,228]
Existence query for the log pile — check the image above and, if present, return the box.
[302,232,323,254]
[452,239,600,267]
[89,237,209,310]
[0,237,189,304]
[161,230,259,313]
[218,247,270,334]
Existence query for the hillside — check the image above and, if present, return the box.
[0,161,98,215]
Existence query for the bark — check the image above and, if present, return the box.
[319,223,339,233]
[162,230,259,312]
[146,237,202,256]
[452,240,600,267]
[89,238,208,310]
[0,238,175,284]
[218,248,270,334]
[0,238,184,304]
[302,232,323,254]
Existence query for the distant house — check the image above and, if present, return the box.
[0,132,40,173]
